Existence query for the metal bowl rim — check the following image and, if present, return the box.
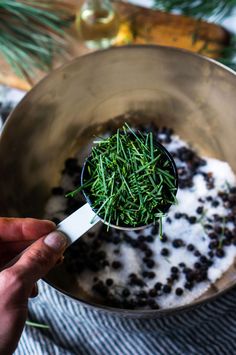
[2,44,236,136]
[3,44,236,317]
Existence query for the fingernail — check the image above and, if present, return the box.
[44,231,68,251]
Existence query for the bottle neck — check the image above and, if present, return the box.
[83,0,112,8]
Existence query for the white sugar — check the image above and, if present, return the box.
[45,132,236,309]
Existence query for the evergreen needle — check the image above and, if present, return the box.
[68,124,178,230]
[0,0,71,79]
[26,321,50,329]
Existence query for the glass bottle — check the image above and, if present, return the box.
[76,0,120,49]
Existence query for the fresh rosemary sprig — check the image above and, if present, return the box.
[67,124,177,229]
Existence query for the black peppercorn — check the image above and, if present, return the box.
[188,216,197,224]
[200,255,208,264]
[187,244,195,252]
[207,259,213,267]
[145,249,153,258]
[173,239,184,248]
[137,290,147,298]
[170,266,179,274]
[138,235,145,242]
[154,282,162,291]
[163,285,171,293]
[106,278,114,287]
[112,261,122,269]
[204,224,213,230]
[208,251,214,258]
[146,235,154,243]
[170,274,179,281]
[160,234,168,243]
[214,225,222,234]
[216,249,225,258]
[147,299,159,309]
[209,241,218,249]
[122,288,130,298]
[161,248,169,256]
[129,273,137,278]
[92,281,108,296]
[208,232,217,239]
[179,262,186,268]
[194,262,201,269]
[147,271,156,279]
[151,225,159,235]
[196,206,203,214]
[184,282,193,290]
[139,243,148,251]
[206,196,213,201]
[146,259,155,269]
[171,266,179,274]
[194,250,201,257]
[142,271,149,278]
[175,288,183,296]
[149,288,158,297]
[222,239,231,246]
[212,200,219,207]
[174,213,182,219]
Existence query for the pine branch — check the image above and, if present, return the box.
[216,35,236,70]
[152,1,236,70]
[153,0,236,20]
[0,0,73,79]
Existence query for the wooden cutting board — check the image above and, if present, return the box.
[0,0,230,91]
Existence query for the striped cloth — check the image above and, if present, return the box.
[15,280,236,355]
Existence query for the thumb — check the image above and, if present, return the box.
[0,231,68,355]
[14,231,67,292]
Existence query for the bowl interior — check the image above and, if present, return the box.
[0,46,236,317]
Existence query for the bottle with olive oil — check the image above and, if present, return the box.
[76,0,119,49]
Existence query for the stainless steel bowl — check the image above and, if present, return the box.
[0,45,236,318]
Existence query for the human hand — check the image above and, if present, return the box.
[0,218,68,355]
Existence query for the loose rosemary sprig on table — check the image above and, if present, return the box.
[67,124,177,229]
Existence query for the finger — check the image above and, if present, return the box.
[5,231,68,296]
[0,218,55,242]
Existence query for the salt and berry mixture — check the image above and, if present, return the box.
[45,124,236,310]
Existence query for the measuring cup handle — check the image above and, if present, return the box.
[57,203,99,245]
